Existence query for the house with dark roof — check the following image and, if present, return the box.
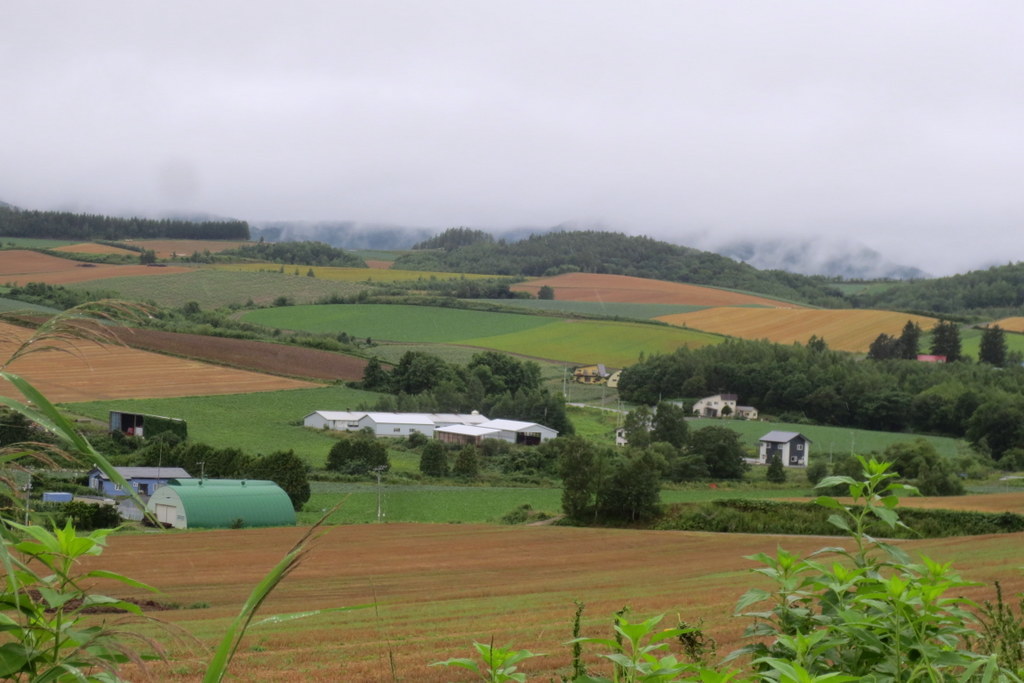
[758,431,811,468]
[88,466,192,497]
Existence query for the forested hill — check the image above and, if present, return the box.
[394,230,846,306]
[0,206,249,241]
[852,262,1024,318]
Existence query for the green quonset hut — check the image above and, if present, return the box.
[146,479,296,529]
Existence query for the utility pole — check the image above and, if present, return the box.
[373,465,387,523]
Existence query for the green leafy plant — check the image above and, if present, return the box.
[568,612,739,683]
[0,520,163,681]
[730,456,1019,681]
[433,640,543,682]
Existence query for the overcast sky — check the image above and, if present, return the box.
[3,2,1022,275]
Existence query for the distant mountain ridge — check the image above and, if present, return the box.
[710,236,929,280]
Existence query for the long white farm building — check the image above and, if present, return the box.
[303,411,556,443]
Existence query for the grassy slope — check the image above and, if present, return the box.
[0,238,76,249]
[459,319,724,367]
[478,298,709,319]
[211,263,495,282]
[65,385,385,468]
[64,269,370,308]
[244,304,724,365]
[242,303,557,342]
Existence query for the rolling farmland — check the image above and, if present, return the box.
[65,269,370,308]
[85,522,1024,682]
[212,262,496,282]
[115,327,369,381]
[511,272,806,307]
[242,304,723,365]
[51,242,138,256]
[243,304,557,342]
[0,249,192,285]
[657,308,937,353]
[990,316,1024,334]
[0,322,315,403]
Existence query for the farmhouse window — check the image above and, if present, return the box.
[796,444,803,451]
[393,427,401,433]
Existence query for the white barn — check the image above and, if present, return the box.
[356,412,436,437]
[476,418,558,445]
[303,411,366,430]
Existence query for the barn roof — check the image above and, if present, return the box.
[478,418,556,434]
[360,412,436,425]
[759,431,811,444]
[91,466,191,481]
[307,410,366,421]
[435,424,503,437]
[153,479,295,528]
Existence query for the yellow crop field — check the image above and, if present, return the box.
[991,317,1024,333]
[656,308,936,353]
[208,263,497,282]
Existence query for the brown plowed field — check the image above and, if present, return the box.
[0,322,315,402]
[364,260,393,269]
[0,250,192,286]
[511,272,804,307]
[125,239,251,258]
[116,327,368,381]
[657,307,936,353]
[51,243,137,255]
[85,522,1024,682]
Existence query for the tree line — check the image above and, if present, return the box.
[217,240,365,267]
[361,350,574,435]
[617,336,1024,466]
[0,206,249,240]
[395,229,847,307]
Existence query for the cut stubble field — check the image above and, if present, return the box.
[0,322,315,403]
[511,272,806,308]
[87,522,1024,682]
[658,308,938,353]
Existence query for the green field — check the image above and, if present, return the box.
[0,295,60,314]
[459,319,723,367]
[0,238,76,249]
[212,263,496,283]
[65,269,370,308]
[688,417,965,459]
[960,327,1024,361]
[300,481,814,525]
[65,385,384,468]
[244,304,725,365]
[478,299,708,320]
[243,304,557,342]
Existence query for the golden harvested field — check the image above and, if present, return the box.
[51,242,138,256]
[0,322,315,402]
[657,308,937,353]
[991,317,1024,333]
[86,521,1024,682]
[0,250,191,285]
[511,272,804,307]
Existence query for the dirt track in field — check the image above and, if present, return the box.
[88,521,1024,682]
[0,250,192,285]
[511,272,803,307]
[0,322,316,402]
[116,327,369,381]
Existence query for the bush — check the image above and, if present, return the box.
[326,436,389,476]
